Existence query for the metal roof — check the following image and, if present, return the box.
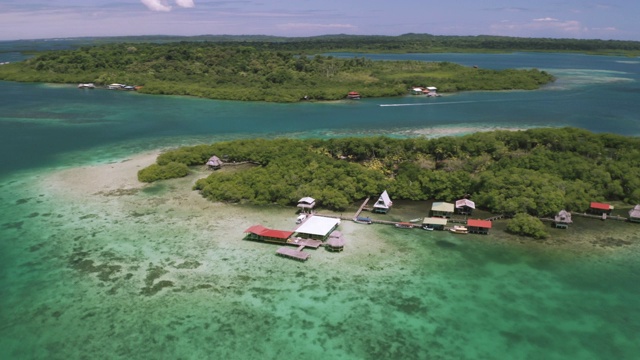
[295,216,340,237]
[432,202,454,212]
[467,219,492,228]
[244,225,294,239]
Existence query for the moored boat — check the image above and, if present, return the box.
[77,83,95,89]
[395,222,414,229]
[449,225,468,234]
[354,216,372,224]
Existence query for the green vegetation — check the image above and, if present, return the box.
[139,128,640,216]
[506,214,549,239]
[0,42,554,102]
[137,162,190,182]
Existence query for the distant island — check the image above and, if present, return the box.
[0,39,556,102]
[137,127,640,238]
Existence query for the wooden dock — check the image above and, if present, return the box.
[276,247,309,261]
[353,196,371,220]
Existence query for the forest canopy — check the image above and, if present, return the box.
[0,42,554,102]
[138,127,640,216]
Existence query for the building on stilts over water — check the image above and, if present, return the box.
[373,190,393,214]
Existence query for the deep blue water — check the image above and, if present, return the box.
[1,51,639,177]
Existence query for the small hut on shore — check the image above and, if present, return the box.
[297,197,316,213]
[554,210,572,229]
[629,205,640,223]
[206,155,222,169]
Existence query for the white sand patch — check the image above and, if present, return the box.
[43,151,160,197]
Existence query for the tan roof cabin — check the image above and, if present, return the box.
[431,202,454,218]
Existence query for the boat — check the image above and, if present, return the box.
[409,218,422,223]
[449,225,468,234]
[354,216,372,225]
[77,83,95,89]
[395,222,414,229]
[423,226,434,231]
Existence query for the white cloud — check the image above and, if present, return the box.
[141,0,195,12]
[175,0,195,8]
[533,17,559,22]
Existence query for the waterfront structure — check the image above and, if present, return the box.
[294,216,340,241]
[455,199,475,215]
[554,210,572,229]
[589,202,614,215]
[346,91,361,99]
[467,219,492,234]
[629,205,640,223]
[206,155,222,169]
[325,231,345,252]
[422,217,447,230]
[297,197,316,212]
[373,190,393,214]
[431,201,454,218]
[244,225,294,244]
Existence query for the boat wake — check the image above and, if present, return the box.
[380,100,492,107]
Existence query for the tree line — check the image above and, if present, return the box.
[0,42,554,102]
[138,128,640,217]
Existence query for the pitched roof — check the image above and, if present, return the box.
[467,219,492,228]
[244,225,293,240]
[455,199,476,209]
[298,197,315,204]
[374,190,392,209]
[590,202,613,210]
[629,205,640,218]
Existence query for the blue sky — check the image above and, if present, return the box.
[1,1,639,41]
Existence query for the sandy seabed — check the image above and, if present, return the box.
[1,151,639,360]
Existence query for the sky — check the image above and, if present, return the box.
[1,0,639,41]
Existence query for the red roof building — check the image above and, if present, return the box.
[244,225,294,243]
[466,219,492,234]
[589,202,614,214]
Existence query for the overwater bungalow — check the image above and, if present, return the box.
[455,199,475,215]
[431,201,454,218]
[244,225,294,244]
[325,231,345,252]
[554,210,572,229]
[373,190,393,214]
[467,219,492,234]
[629,205,640,223]
[422,217,447,230]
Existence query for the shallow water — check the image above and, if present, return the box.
[1,50,640,359]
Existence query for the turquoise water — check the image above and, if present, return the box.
[1,50,639,359]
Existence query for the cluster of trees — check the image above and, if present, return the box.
[0,42,554,102]
[139,128,640,218]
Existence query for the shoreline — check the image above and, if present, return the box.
[36,149,639,257]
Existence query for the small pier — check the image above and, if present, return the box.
[353,196,371,219]
[276,247,309,261]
